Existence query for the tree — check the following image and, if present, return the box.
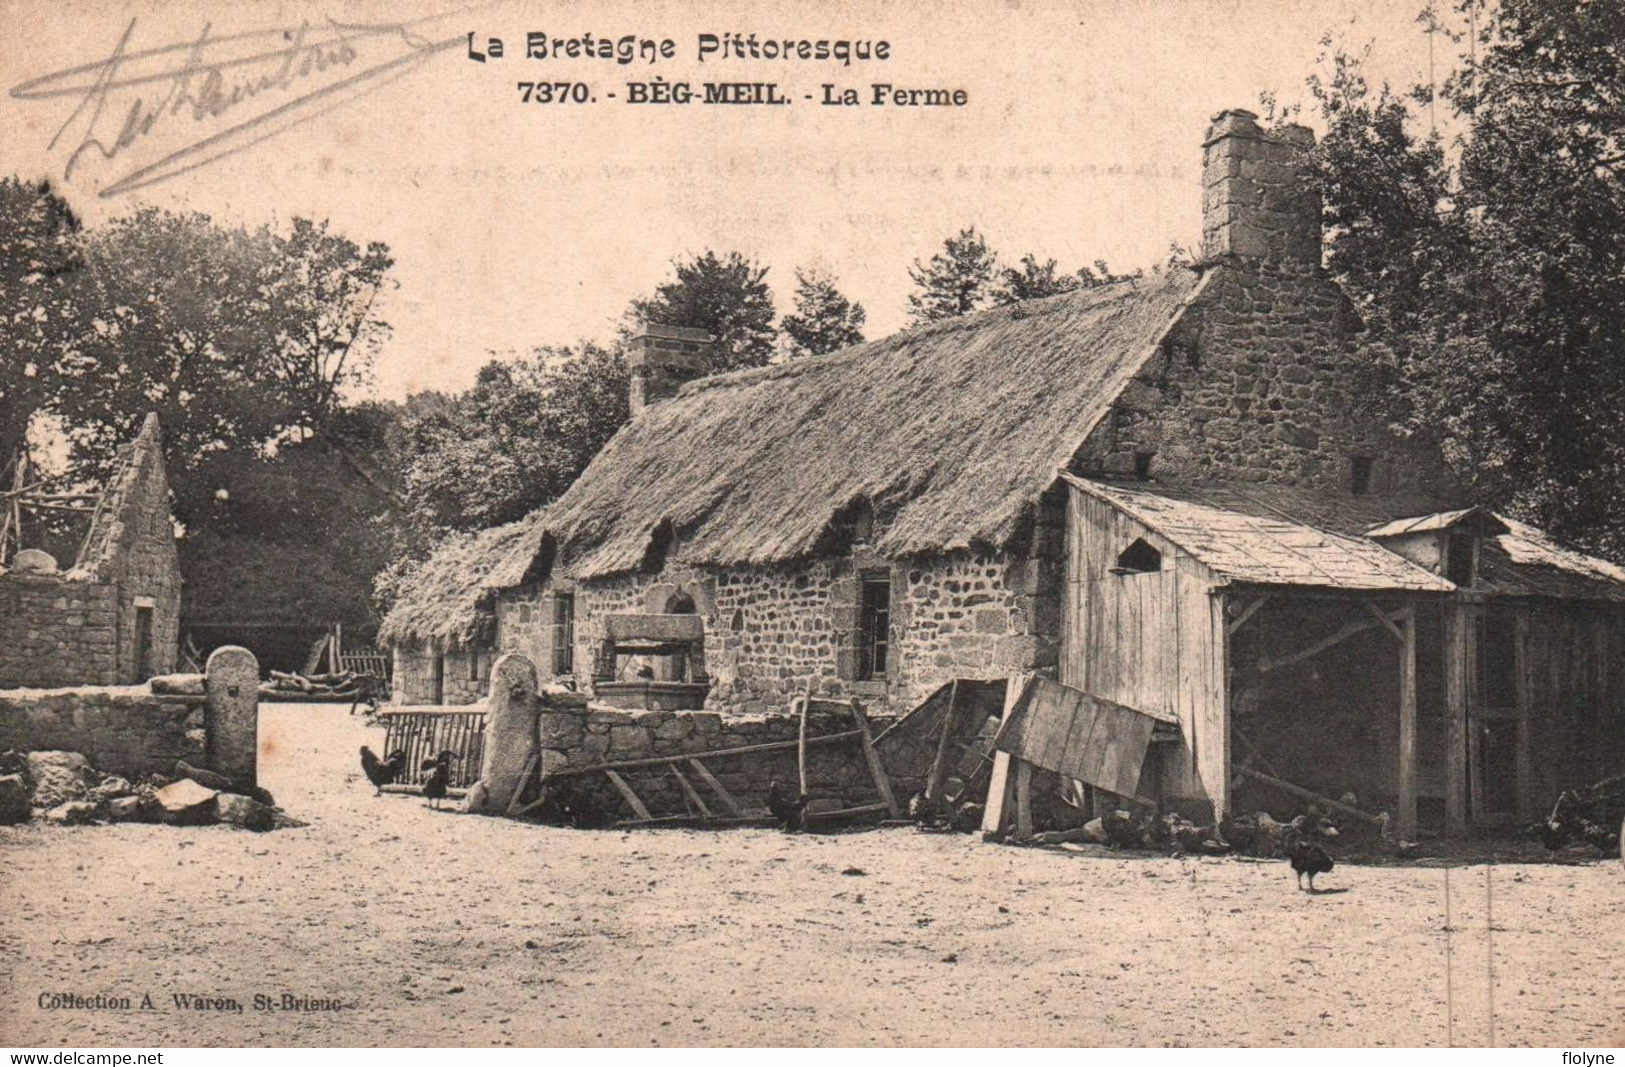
[992,254,1080,305]
[0,178,84,469]
[1309,0,1625,558]
[393,341,629,543]
[56,208,394,491]
[781,266,867,356]
[627,251,777,371]
[906,226,998,323]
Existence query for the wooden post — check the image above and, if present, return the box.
[924,679,962,802]
[796,687,811,797]
[1014,759,1034,840]
[1444,603,1470,835]
[1514,613,1535,821]
[849,698,901,818]
[980,675,1031,840]
[1398,608,1418,840]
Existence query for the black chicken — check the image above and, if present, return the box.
[1283,814,1338,892]
[421,750,454,811]
[767,780,809,833]
[359,746,408,795]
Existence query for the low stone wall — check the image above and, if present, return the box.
[0,574,120,688]
[0,647,260,785]
[473,653,931,822]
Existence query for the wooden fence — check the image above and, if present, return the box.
[377,705,487,790]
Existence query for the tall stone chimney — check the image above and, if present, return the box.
[1201,109,1320,267]
[627,323,717,415]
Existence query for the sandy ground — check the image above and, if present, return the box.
[1,702,1622,1049]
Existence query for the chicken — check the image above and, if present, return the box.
[766,779,809,833]
[359,746,408,795]
[1101,809,1143,850]
[1218,812,1259,854]
[420,750,454,811]
[1284,814,1338,892]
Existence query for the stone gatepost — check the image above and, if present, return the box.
[204,646,259,786]
[476,653,539,812]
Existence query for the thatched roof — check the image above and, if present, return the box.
[537,270,1207,580]
[377,514,548,649]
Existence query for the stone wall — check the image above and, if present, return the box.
[0,650,259,785]
[391,644,492,705]
[107,429,183,682]
[531,690,928,821]
[496,521,1063,720]
[0,683,202,780]
[0,576,119,688]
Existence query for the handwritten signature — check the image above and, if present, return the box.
[11,16,462,197]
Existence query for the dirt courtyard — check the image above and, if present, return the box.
[1,702,1621,1048]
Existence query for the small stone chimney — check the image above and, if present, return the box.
[1201,109,1321,267]
[627,323,717,415]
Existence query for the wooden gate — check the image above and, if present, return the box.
[378,706,487,790]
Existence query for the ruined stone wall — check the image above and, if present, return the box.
[498,528,1063,720]
[0,576,119,688]
[108,439,182,682]
[0,683,204,779]
[1078,260,1455,498]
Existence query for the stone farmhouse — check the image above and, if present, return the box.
[382,110,1625,835]
[0,413,182,688]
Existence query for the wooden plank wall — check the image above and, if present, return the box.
[1518,600,1625,814]
[1061,486,1226,812]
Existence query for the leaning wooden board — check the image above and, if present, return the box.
[996,677,1158,799]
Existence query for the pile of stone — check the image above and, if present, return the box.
[0,750,284,832]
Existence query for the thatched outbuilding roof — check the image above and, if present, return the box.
[539,270,1207,579]
[377,513,548,649]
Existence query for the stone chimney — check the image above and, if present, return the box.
[627,323,717,415]
[1201,109,1320,267]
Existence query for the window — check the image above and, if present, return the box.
[551,593,575,675]
[1350,456,1374,496]
[858,573,891,680]
[1134,452,1155,481]
[1446,532,1477,587]
[469,652,484,683]
[1112,538,1162,574]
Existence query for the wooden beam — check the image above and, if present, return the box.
[1226,595,1270,636]
[1443,603,1471,835]
[849,698,901,818]
[687,758,744,817]
[805,801,890,822]
[1514,613,1535,821]
[1397,609,1418,840]
[796,692,810,797]
[980,675,1031,840]
[604,769,653,820]
[924,679,963,802]
[669,763,713,819]
[1014,758,1034,840]
[546,730,864,778]
[1257,616,1383,674]
[1362,600,1408,644]
[1234,766,1387,827]
[504,751,541,816]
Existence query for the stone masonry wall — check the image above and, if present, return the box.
[0,577,119,688]
[534,694,929,821]
[1078,260,1455,498]
[0,683,204,780]
[391,645,491,705]
[108,435,182,682]
[497,522,1064,720]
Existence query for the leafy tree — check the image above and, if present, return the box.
[992,254,1081,305]
[393,341,629,543]
[1310,0,1625,558]
[626,251,777,371]
[0,178,84,469]
[782,266,867,356]
[906,226,998,323]
[58,208,393,490]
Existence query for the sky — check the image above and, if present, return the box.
[1,0,1467,401]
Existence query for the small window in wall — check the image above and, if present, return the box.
[1446,532,1477,587]
[1112,538,1162,575]
[1134,452,1155,482]
[469,652,484,683]
[1350,456,1374,496]
[551,593,575,675]
[858,573,891,680]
